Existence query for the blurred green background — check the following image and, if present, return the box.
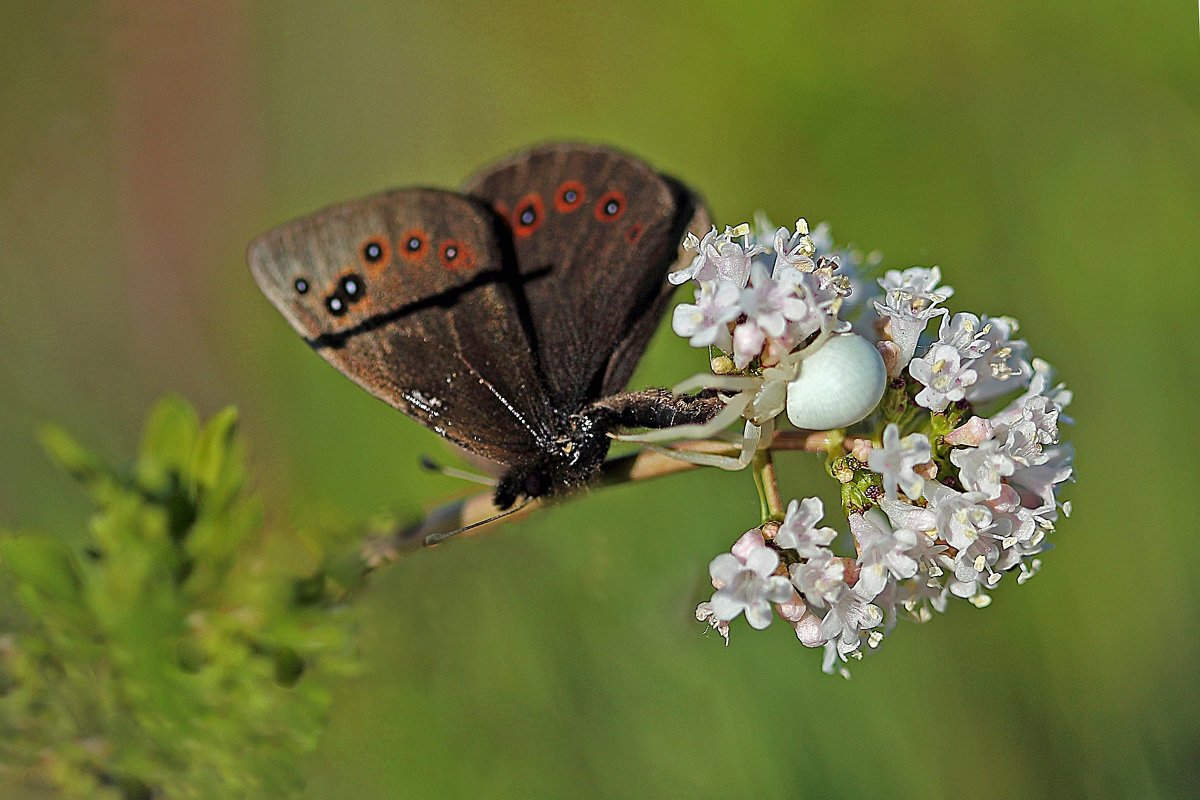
[2,2,1198,798]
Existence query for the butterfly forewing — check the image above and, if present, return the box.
[463,143,707,407]
[247,189,552,465]
[249,144,713,507]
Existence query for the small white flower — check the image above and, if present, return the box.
[1025,357,1073,421]
[936,312,991,360]
[950,439,1015,499]
[770,220,817,274]
[924,482,996,551]
[671,279,740,350]
[818,591,884,669]
[909,344,978,411]
[788,549,846,608]
[964,316,1032,403]
[1001,417,1049,468]
[849,510,920,601]
[775,497,838,557]
[1007,443,1074,515]
[992,392,1060,452]
[707,533,794,629]
[738,264,790,339]
[877,266,954,306]
[873,291,947,372]
[867,423,932,501]
[948,532,1004,598]
[878,495,937,534]
[670,225,764,287]
[987,484,1038,545]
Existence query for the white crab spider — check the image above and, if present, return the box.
[613,328,886,470]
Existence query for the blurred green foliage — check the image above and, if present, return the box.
[2,1,1199,799]
[0,399,355,798]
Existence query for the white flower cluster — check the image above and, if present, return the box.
[685,220,1074,676]
[671,220,849,370]
[648,219,885,471]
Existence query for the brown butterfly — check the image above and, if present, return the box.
[248,143,721,509]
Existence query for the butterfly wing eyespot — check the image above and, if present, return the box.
[594,189,626,221]
[625,223,645,244]
[554,180,586,213]
[512,193,545,238]
[361,237,389,267]
[399,229,427,261]
[339,273,366,304]
[439,239,476,270]
[294,277,310,294]
[325,294,347,316]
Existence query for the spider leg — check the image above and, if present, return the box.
[672,373,763,395]
[610,391,751,444]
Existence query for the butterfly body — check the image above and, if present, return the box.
[249,144,718,509]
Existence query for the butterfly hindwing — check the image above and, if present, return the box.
[462,143,708,407]
[247,188,552,466]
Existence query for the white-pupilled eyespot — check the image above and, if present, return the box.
[785,333,887,430]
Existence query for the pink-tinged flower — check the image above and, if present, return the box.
[670,225,764,287]
[944,416,995,447]
[774,497,838,557]
[695,602,730,645]
[706,531,794,629]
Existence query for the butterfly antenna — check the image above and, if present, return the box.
[423,498,532,547]
[418,455,498,487]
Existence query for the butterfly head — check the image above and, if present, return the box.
[492,410,613,509]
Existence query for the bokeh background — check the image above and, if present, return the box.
[3,2,1198,798]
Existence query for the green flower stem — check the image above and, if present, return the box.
[751,449,785,523]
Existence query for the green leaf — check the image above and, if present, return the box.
[0,534,83,606]
[191,405,240,494]
[137,396,200,494]
[39,425,117,499]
